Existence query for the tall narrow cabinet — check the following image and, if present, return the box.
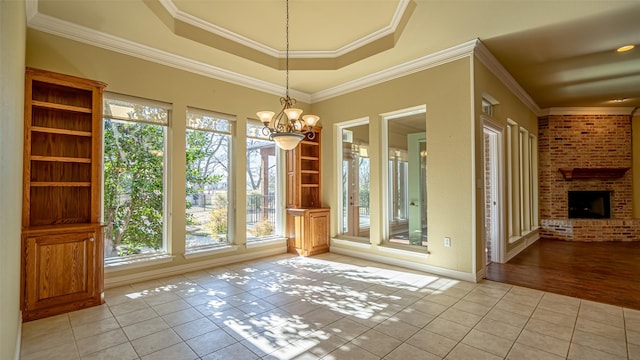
[21,68,107,321]
[286,128,330,255]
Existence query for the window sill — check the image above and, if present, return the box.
[184,244,239,259]
[246,237,287,248]
[331,237,372,249]
[105,253,174,272]
[390,219,409,225]
[378,243,430,259]
[508,227,540,244]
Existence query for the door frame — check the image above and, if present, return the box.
[483,117,506,264]
[380,105,427,242]
[335,117,370,240]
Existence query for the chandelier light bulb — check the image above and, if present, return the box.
[256,111,275,125]
[283,108,303,121]
[303,115,320,128]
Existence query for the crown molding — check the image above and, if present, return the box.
[311,39,478,103]
[26,5,480,105]
[474,40,541,116]
[158,0,411,59]
[26,10,312,103]
[27,4,526,106]
[322,0,411,58]
[539,107,636,116]
[158,0,280,58]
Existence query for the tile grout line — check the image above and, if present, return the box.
[501,288,542,359]
[438,283,512,359]
[22,255,638,360]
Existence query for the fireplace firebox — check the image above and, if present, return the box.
[568,191,611,219]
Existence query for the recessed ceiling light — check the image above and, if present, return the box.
[614,98,626,103]
[617,45,635,52]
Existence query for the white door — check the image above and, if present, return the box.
[483,122,504,265]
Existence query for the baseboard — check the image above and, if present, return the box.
[505,231,540,262]
[14,312,22,360]
[329,246,477,283]
[475,267,487,282]
[105,246,286,288]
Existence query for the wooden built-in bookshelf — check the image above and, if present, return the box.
[285,127,330,255]
[21,68,106,321]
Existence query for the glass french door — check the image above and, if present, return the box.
[340,125,370,240]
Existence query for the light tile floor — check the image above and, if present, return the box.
[20,253,640,360]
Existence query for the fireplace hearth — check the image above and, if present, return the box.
[568,191,611,219]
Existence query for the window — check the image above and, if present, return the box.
[519,127,531,233]
[338,122,371,240]
[506,119,538,243]
[388,150,409,224]
[507,120,519,240]
[482,98,494,116]
[383,108,427,247]
[529,134,539,228]
[103,93,170,259]
[246,122,280,242]
[185,108,234,251]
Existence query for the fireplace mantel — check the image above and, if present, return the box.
[559,167,630,180]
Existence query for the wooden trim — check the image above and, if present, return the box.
[559,167,630,180]
[31,126,92,137]
[30,155,92,163]
[30,182,91,187]
[31,100,92,113]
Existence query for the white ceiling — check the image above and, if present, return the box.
[29,0,640,111]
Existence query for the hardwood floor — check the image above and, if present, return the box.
[486,238,640,310]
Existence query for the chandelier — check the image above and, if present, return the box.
[257,0,319,151]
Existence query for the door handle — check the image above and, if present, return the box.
[89,237,95,242]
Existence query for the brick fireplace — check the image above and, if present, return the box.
[538,114,640,241]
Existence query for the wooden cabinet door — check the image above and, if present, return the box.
[307,209,329,255]
[24,231,97,312]
[286,148,300,208]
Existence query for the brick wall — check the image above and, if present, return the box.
[538,114,638,241]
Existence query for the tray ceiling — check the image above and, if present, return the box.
[31,0,640,109]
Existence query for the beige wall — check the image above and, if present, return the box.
[311,58,476,274]
[25,28,529,282]
[0,0,26,358]
[473,59,539,270]
[26,29,307,281]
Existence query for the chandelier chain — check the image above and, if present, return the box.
[285,0,289,99]
[256,0,318,150]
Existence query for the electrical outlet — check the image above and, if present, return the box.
[444,237,451,247]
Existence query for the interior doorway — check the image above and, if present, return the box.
[483,120,504,265]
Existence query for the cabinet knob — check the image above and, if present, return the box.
[89,237,95,242]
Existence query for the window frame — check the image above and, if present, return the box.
[380,105,428,250]
[245,120,283,243]
[102,92,172,263]
[184,106,235,252]
[335,118,372,243]
[506,118,539,244]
